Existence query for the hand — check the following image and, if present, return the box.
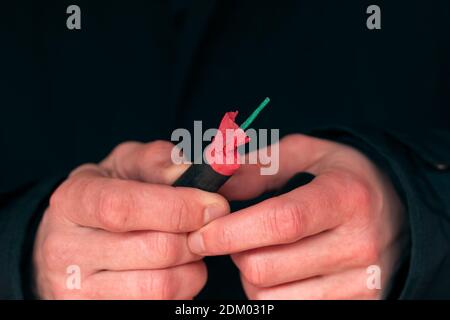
[188,134,406,299]
[33,141,229,299]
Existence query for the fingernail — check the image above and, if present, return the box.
[204,204,226,224]
[189,232,205,254]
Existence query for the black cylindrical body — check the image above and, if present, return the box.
[173,163,231,192]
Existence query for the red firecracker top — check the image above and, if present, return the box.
[205,111,250,176]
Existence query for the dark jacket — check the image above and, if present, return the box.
[1,0,449,299]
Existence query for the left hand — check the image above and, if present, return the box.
[187,134,406,299]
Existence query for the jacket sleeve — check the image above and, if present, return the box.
[310,126,450,299]
[0,175,65,299]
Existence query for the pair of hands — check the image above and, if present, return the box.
[33,134,405,299]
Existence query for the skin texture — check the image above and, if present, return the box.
[34,134,406,299]
[188,134,406,300]
[33,141,230,299]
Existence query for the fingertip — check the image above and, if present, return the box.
[188,232,206,255]
[191,187,229,212]
[204,203,229,224]
[171,187,229,232]
[201,191,230,226]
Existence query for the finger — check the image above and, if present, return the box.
[100,140,189,184]
[242,268,381,300]
[51,167,230,232]
[219,134,335,201]
[67,228,202,272]
[188,172,349,255]
[231,230,376,287]
[82,261,207,300]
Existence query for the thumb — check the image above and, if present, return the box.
[219,134,332,201]
[100,140,190,184]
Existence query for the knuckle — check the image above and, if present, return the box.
[263,200,304,242]
[168,197,191,232]
[154,233,175,263]
[41,234,72,271]
[139,140,177,183]
[240,254,271,287]
[96,186,132,231]
[145,233,180,267]
[330,171,373,221]
[348,176,373,212]
[147,140,175,155]
[208,225,234,253]
[144,270,176,300]
[49,178,78,213]
[141,140,174,164]
[112,141,141,159]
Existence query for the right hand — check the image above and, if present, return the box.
[33,141,230,299]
